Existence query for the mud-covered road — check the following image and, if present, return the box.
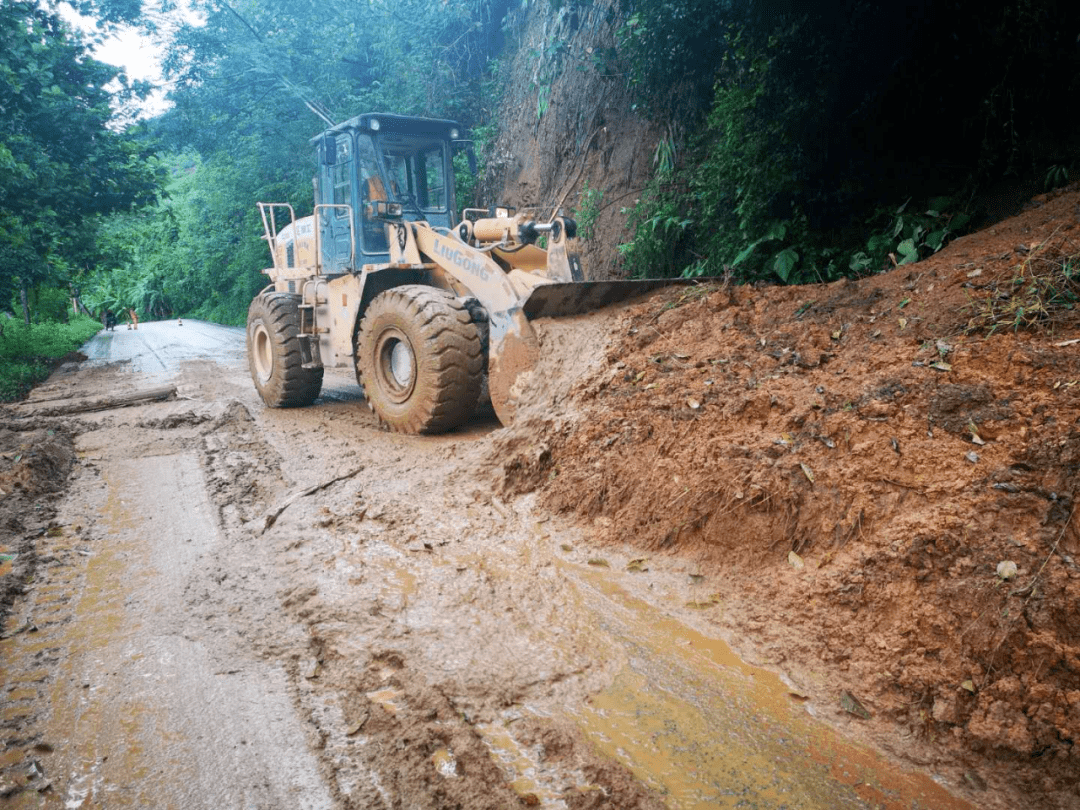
[1,319,980,808]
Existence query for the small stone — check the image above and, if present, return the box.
[962,770,987,791]
[965,451,979,464]
[996,561,1018,581]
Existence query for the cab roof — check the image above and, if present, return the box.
[310,113,462,145]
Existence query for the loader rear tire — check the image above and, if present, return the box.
[247,293,323,408]
[356,285,483,434]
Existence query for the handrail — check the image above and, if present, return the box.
[256,202,296,257]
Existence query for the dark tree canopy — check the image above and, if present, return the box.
[0,0,160,308]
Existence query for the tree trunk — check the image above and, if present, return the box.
[15,385,178,416]
[19,279,30,326]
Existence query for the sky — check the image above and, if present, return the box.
[57,1,200,118]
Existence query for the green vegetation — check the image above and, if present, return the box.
[966,243,1080,336]
[5,0,1080,400]
[615,1,1080,283]
[0,315,102,401]
[573,181,604,241]
[1,0,161,322]
[74,0,503,326]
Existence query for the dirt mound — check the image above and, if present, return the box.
[497,187,1080,806]
[0,421,77,630]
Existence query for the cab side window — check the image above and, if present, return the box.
[331,135,352,218]
[357,138,389,253]
[419,147,446,211]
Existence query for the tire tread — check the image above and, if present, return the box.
[356,285,483,433]
[246,292,323,408]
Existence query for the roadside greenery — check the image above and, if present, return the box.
[6,0,1080,378]
[0,0,161,321]
[0,315,102,401]
[75,0,504,325]
[615,0,1080,283]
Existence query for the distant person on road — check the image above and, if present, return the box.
[103,311,116,331]
[127,308,139,330]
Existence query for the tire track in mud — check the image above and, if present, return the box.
[4,329,988,810]
[1,400,336,808]
[198,401,607,809]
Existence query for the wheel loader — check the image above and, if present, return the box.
[247,112,693,432]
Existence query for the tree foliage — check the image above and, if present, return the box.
[617,0,1080,283]
[0,0,161,317]
[86,0,505,324]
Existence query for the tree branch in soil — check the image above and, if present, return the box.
[261,466,365,534]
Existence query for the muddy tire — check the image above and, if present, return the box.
[246,293,323,408]
[356,285,483,433]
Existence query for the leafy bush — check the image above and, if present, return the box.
[619,28,823,282]
[572,180,604,240]
[849,198,972,276]
[617,22,976,284]
[0,315,102,400]
[616,0,743,119]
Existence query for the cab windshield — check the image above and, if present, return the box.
[374,135,449,214]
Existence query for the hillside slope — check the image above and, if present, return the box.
[498,185,1080,807]
[482,0,658,280]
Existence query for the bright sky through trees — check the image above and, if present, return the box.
[56,0,199,117]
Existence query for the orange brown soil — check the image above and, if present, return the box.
[499,186,1080,806]
[0,423,75,628]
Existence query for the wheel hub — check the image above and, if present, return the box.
[375,328,417,403]
[252,322,273,383]
[389,340,413,388]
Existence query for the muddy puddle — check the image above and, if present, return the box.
[562,567,971,809]
[332,490,974,810]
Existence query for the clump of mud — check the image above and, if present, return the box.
[0,422,77,629]
[495,188,1080,807]
[200,400,286,525]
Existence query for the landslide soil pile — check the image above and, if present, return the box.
[0,421,77,629]
[500,186,1080,806]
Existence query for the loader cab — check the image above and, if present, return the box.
[314,113,461,274]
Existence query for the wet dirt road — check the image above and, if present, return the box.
[1,319,977,809]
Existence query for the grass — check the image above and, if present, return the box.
[965,238,1080,336]
[0,315,102,401]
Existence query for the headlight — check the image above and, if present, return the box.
[369,118,381,131]
[450,127,459,139]
[371,200,402,219]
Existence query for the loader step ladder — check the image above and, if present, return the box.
[298,282,327,369]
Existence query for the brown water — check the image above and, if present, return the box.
[564,569,969,809]
[360,517,973,810]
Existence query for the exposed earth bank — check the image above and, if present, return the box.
[498,185,1080,807]
[1,189,1078,809]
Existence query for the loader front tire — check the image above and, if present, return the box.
[356,285,483,434]
[247,293,323,408]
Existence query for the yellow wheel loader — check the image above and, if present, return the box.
[248,112,693,432]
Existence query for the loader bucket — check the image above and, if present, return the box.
[521,278,716,320]
[487,278,719,427]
